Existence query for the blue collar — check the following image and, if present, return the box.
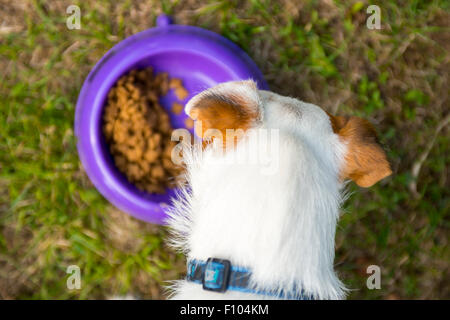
[186,258,313,300]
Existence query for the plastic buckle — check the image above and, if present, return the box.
[202,258,231,293]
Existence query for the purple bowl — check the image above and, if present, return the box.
[74,15,268,224]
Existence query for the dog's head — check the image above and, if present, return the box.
[185,80,391,187]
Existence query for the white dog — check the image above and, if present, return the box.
[166,80,391,300]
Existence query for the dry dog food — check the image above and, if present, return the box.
[171,102,184,115]
[170,78,189,100]
[103,67,187,194]
[184,118,194,129]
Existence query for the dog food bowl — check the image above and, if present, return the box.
[75,14,268,224]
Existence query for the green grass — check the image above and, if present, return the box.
[0,0,448,299]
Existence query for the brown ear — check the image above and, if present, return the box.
[185,80,261,148]
[328,114,392,187]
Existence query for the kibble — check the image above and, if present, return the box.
[172,102,184,115]
[170,77,189,100]
[103,67,188,194]
[184,118,194,130]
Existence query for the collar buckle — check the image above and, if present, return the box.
[202,258,231,293]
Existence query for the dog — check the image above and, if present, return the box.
[166,80,392,300]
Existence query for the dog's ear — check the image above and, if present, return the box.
[328,114,392,187]
[185,80,261,148]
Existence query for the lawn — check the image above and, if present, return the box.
[0,0,448,299]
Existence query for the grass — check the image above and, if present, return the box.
[0,0,448,299]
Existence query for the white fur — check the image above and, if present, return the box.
[166,81,349,300]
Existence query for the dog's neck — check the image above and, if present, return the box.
[168,131,347,299]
